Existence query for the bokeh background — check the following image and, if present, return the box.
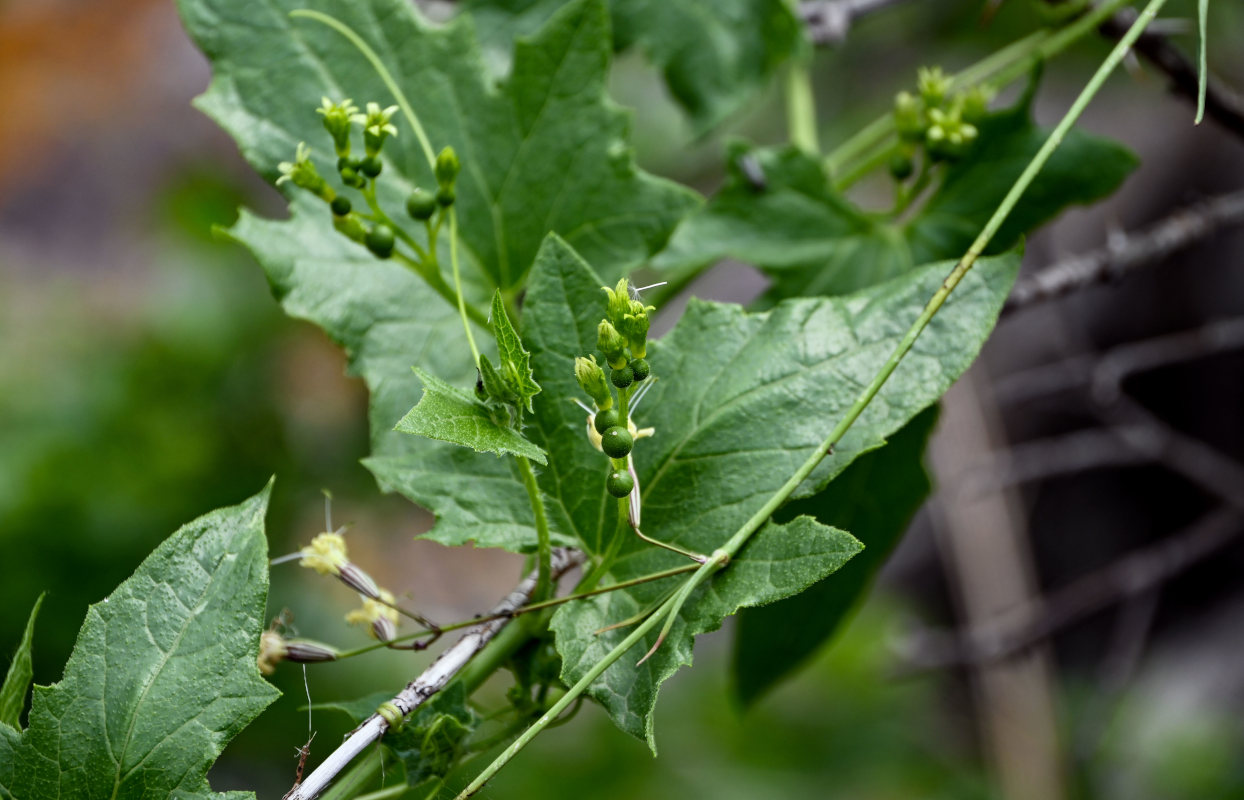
[2,0,1243,797]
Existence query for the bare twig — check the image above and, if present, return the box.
[799,0,916,45]
[899,507,1243,670]
[995,316,1244,405]
[959,427,1148,496]
[285,547,585,800]
[1101,7,1244,140]
[1004,190,1244,312]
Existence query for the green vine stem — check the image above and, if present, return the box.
[457,0,1169,793]
[448,206,482,365]
[516,455,553,601]
[290,10,437,169]
[785,61,819,154]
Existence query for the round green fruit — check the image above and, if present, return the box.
[594,408,620,434]
[366,225,395,258]
[600,426,633,458]
[606,469,635,498]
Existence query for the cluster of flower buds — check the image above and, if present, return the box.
[890,67,993,176]
[575,278,658,498]
[277,97,464,271]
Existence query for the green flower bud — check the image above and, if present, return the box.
[317,97,361,158]
[917,66,950,108]
[575,355,613,409]
[630,357,650,382]
[330,195,352,217]
[597,320,628,369]
[436,185,456,207]
[333,213,368,243]
[606,469,634,498]
[600,426,633,459]
[619,302,653,359]
[366,225,395,258]
[894,91,926,142]
[602,278,632,327]
[359,155,383,178]
[435,146,461,186]
[406,189,437,220]
[277,142,330,200]
[593,407,620,433]
[361,102,399,157]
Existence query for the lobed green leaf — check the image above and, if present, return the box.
[521,236,1018,742]
[466,0,804,130]
[0,486,279,800]
[396,368,547,464]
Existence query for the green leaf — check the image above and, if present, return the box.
[489,292,541,412]
[0,595,43,730]
[465,0,804,130]
[521,236,1019,742]
[183,0,696,552]
[396,368,547,464]
[0,486,279,799]
[182,0,697,291]
[732,405,938,706]
[654,97,1137,298]
[552,516,861,750]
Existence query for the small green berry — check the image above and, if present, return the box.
[340,166,366,189]
[436,185,456,207]
[405,189,437,220]
[359,156,383,178]
[600,426,633,458]
[611,365,634,389]
[888,152,914,181]
[594,408,620,434]
[630,358,650,382]
[330,195,352,216]
[606,469,634,498]
[366,224,395,258]
[337,156,352,172]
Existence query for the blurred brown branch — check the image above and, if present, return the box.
[1004,190,1244,313]
[899,506,1242,670]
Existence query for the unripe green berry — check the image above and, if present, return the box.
[340,166,366,189]
[366,225,395,258]
[600,426,633,458]
[606,469,634,498]
[594,408,620,434]
[405,189,437,220]
[331,195,352,216]
[359,155,383,178]
[611,365,634,389]
[629,358,650,382]
[436,185,456,207]
[888,152,914,181]
[337,156,353,172]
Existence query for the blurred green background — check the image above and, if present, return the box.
[3,0,1244,797]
